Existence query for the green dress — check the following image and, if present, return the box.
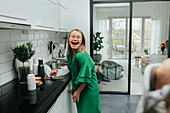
[67,51,101,113]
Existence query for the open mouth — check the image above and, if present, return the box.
[72,42,79,45]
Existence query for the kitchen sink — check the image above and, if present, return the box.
[45,59,68,69]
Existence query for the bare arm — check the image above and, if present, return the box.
[50,68,58,76]
[72,83,87,102]
[59,65,68,69]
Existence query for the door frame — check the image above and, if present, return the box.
[90,0,133,94]
[90,0,170,94]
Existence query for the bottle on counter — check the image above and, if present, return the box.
[62,51,64,58]
[28,59,33,74]
[27,74,36,91]
[33,58,38,75]
[58,49,62,58]
[38,58,44,79]
[27,74,37,104]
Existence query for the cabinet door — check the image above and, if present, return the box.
[48,81,76,113]
[59,0,73,31]
[30,0,60,31]
[0,0,30,24]
[0,0,60,31]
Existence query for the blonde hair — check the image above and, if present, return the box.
[67,29,86,54]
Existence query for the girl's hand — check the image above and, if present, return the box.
[50,68,58,76]
[59,65,68,69]
[72,91,80,103]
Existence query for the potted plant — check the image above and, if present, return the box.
[160,43,165,55]
[144,48,148,55]
[93,32,104,63]
[11,42,35,84]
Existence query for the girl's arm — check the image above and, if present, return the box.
[50,68,58,76]
[72,83,87,102]
[59,65,68,69]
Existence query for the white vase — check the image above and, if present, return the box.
[14,58,29,84]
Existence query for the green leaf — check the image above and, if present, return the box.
[11,42,35,67]
[93,32,104,52]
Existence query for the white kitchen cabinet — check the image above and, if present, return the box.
[0,0,61,31]
[29,0,60,31]
[48,81,76,113]
[59,0,74,31]
[0,0,31,25]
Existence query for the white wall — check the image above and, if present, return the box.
[71,0,90,53]
[0,29,66,86]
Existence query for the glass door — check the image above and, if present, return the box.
[93,2,131,93]
[131,1,170,95]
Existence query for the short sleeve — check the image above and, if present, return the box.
[74,52,92,84]
[75,64,92,84]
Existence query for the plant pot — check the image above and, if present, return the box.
[162,51,164,55]
[93,54,102,63]
[13,58,29,84]
[18,66,29,84]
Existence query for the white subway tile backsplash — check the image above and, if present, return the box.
[28,34,34,40]
[45,34,49,39]
[44,39,48,45]
[51,34,55,39]
[4,42,11,52]
[10,33,20,41]
[35,47,41,53]
[0,29,63,86]
[32,40,38,47]
[33,54,40,59]
[0,71,13,86]
[42,40,47,46]
[0,34,10,42]
[48,34,51,38]
[0,52,12,64]
[0,43,5,53]
[25,41,30,44]
[40,34,45,39]
[20,34,28,41]
[9,42,16,50]
[35,33,39,39]
[43,56,51,63]
[16,41,25,46]
[41,46,48,52]
[0,63,7,75]
[38,40,43,45]
[7,61,13,71]
[44,52,49,57]
[38,52,43,58]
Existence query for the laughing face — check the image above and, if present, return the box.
[69,31,83,50]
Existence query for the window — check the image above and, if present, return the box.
[144,18,152,52]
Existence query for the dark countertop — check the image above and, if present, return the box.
[0,74,71,113]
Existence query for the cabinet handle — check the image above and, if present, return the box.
[0,14,26,21]
[59,28,68,30]
[36,25,55,29]
[58,3,67,10]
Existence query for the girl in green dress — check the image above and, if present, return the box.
[67,29,101,113]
